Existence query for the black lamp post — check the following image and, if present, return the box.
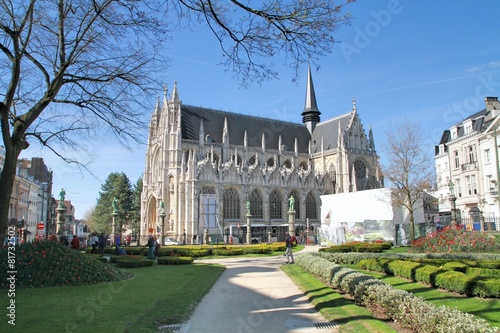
[159,201,166,246]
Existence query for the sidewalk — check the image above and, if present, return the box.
[163,245,338,333]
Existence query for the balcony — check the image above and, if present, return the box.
[461,161,478,171]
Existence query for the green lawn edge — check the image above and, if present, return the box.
[281,264,398,333]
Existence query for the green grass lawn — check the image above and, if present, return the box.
[0,264,225,333]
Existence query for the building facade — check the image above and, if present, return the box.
[141,68,383,244]
[434,97,500,228]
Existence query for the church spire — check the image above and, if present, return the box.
[302,65,321,134]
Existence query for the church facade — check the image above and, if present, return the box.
[140,68,383,244]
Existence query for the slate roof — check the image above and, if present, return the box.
[310,112,352,153]
[180,105,311,153]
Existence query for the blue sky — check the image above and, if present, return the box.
[20,0,500,219]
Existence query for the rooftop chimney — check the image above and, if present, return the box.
[485,96,500,118]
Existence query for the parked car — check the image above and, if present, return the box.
[164,237,182,246]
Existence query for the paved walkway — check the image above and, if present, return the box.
[165,245,338,333]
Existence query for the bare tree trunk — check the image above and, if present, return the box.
[409,212,416,244]
[0,145,23,244]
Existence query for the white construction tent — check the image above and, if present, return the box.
[319,188,424,246]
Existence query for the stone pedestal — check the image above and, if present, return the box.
[288,210,296,237]
[246,214,252,244]
[449,195,457,226]
[111,212,118,244]
[56,206,66,235]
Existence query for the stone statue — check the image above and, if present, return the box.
[246,201,251,215]
[58,188,66,208]
[112,197,118,213]
[288,195,295,211]
[448,180,454,194]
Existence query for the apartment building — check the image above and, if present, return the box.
[434,97,500,229]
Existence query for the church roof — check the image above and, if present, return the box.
[180,105,311,153]
[310,111,352,153]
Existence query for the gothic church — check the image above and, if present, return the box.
[140,68,383,244]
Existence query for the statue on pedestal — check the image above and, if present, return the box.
[58,188,66,208]
[288,195,295,211]
[112,197,118,214]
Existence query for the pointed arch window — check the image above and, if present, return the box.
[223,187,240,219]
[305,192,317,219]
[249,189,263,219]
[202,186,216,194]
[328,164,336,193]
[270,189,283,219]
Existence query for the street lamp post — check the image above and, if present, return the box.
[159,202,166,246]
[448,180,457,226]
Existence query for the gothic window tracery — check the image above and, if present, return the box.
[305,192,317,219]
[249,189,263,219]
[354,160,368,190]
[202,186,216,194]
[270,189,282,219]
[223,187,240,219]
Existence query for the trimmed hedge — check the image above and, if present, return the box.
[116,259,154,268]
[157,256,194,265]
[296,254,500,333]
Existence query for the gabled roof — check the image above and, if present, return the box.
[311,112,352,153]
[180,105,311,153]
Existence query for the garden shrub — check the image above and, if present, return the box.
[353,244,383,253]
[0,240,129,288]
[297,254,500,333]
[213,248,244,256]
[414,265,446,286]
[471,279,500,298]
[466,267,500,279]
[243,246,271,254]
[434,270,476,295]
[443,261,468,273]
[357,258,392,273]
[387,260,422,280]
[318,245,351,253]
[157,256,194,265]
[116,259,154,268]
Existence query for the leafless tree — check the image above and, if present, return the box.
[383,119,435,244]
[0,0,353,241]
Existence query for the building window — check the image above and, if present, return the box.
[305,192,317,219]
[249,189,263,219]
[468,145,476,163]
[454,150,459,169]
[269,189,282,219]
[471,174,477,195]
[223,187,240,219]
[456,179,461,197]
[485,149,491,163]
[465,176,471,195]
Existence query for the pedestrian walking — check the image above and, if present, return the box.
[147,235,156,260]
[71,236,80,249]
[90,233,99,254]
[98,233,106,255]
[285,232,294,264]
